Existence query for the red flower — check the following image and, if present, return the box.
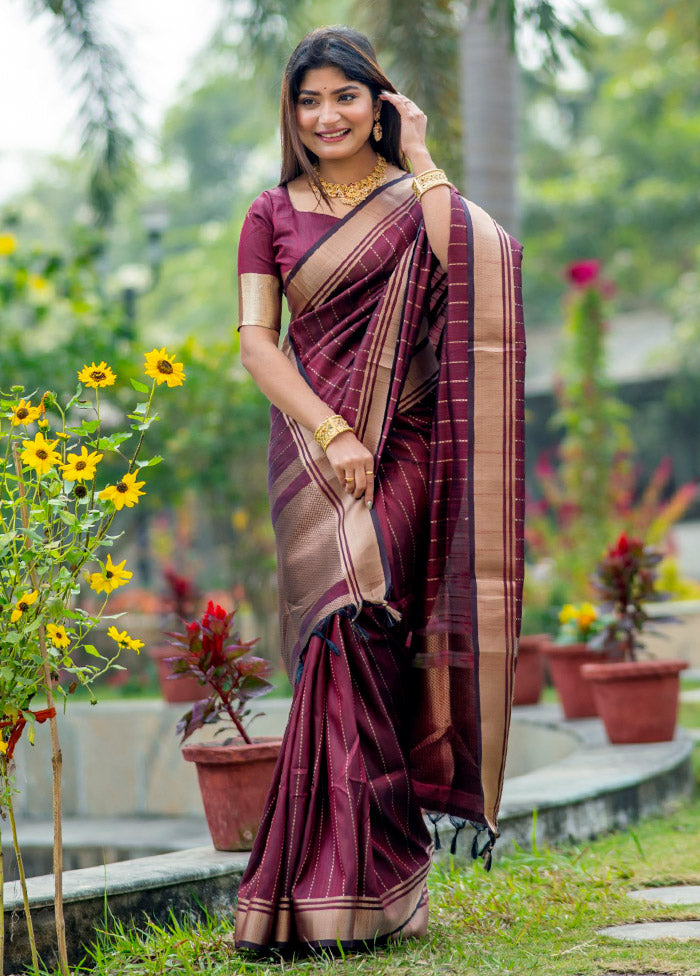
[566,260,601,288]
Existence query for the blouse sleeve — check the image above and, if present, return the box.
[237,191,282,332]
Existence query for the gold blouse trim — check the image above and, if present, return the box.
[238,273,282,332]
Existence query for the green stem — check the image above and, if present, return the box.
[7,786,40,974]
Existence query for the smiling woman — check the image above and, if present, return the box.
[233,25,526,955]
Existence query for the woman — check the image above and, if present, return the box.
[234,26,525,952]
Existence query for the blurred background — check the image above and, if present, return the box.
[1,0,699,675]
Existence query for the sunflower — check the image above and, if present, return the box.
[99,471,146,510]
[61,446,103,482]
[10,590,39,623]
[107,625,144,653]
[88,555,132,595]
[46,623,71,649]
[20,431,62,476]
[144,348,185,387]
[11,398,42,426]
[0,232,17,256]
[78,361,117,389]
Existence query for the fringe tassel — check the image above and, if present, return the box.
[449,816,467,855]
[427,812,444,850]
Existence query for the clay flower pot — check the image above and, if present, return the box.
[542,642,612,719]
[581,658,688,743]
[149,644,210,703]
[182,737,282,850]
[513,634,548,705]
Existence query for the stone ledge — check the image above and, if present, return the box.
[434,704,695,854]
[2,847,248,974]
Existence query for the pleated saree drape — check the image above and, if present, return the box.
[234,174,525,951]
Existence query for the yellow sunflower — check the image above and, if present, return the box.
[144,348,185,387]
[0,232,17,256]
[10,590,39,623]
[107,625,144,653]
[46,623,71,649]
[78,361,117,389]
[11,398,42,426]
[20,431,62,476]
[61,446,103,482]
[99,471,146,510]
[88,555,132,595]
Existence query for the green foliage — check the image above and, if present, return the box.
[525,268,697,605]
[522,0,700,324]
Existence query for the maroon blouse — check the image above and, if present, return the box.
[238,185,340,285]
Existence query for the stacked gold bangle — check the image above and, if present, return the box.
[412,167,450,201]
[314,414,352,452]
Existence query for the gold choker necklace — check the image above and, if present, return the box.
[314,154,387,207]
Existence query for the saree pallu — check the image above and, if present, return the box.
[235,175,525,950]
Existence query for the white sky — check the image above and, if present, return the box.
[0,0,223,201]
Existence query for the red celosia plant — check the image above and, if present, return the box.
[589,532,677,661]
[166,601,273,744]
[163,566,200,620]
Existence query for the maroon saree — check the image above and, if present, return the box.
[235,175,525,950]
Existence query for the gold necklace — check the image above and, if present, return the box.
[314,154,387,207]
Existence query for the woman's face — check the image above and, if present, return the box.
[295,65,376,163]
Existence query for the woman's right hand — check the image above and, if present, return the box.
[325,430,375,508]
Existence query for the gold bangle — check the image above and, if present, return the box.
[412,168,450,201]
[314,414,352,452]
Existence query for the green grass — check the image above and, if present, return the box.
[37,713,700,975]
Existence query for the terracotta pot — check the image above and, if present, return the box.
[581,658,688,743]
[542,642,612,719]
[182,737,282,850]
[149,644,210,703]
[513,634,548,705]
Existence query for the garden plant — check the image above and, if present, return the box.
[0,346,185,975]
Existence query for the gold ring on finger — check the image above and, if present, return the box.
[365,470,373,475]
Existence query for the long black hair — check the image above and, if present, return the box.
[279,27,406,200]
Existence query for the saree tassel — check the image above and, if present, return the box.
[380,601,403,626]
[350,618,370,641]
[448,816,467,856]
[471,824,496,871]
[427,812,444,851]
[310,627,341,657]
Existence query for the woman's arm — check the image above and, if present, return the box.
[240,326,375,506]
[379,91,451,270]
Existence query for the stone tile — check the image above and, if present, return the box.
[628,885,700,906]
[599,921,700,941]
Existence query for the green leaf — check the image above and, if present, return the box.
[130,379,150,393]
[135,455,163,469]
[97,432,132,451]
[82,644,104,659]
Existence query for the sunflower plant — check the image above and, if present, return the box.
[0,347,184,976]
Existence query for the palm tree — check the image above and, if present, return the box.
[21,0,141,225]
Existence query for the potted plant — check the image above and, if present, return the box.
[167,600,281,851]
[541,602,614,718]
[149,567,209,702]
[581,532,687,743]
[513,633,549,706]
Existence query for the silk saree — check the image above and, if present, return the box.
[234,175,525,950]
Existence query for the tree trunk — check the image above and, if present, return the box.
[460,2,520,235]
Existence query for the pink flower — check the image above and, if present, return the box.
[565,260,601,288]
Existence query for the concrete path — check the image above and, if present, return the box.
[599,921,700,941]
[628,885,700,906]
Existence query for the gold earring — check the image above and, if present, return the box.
[373,108,383,142]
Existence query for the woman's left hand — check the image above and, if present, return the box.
[379,91,429,164]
